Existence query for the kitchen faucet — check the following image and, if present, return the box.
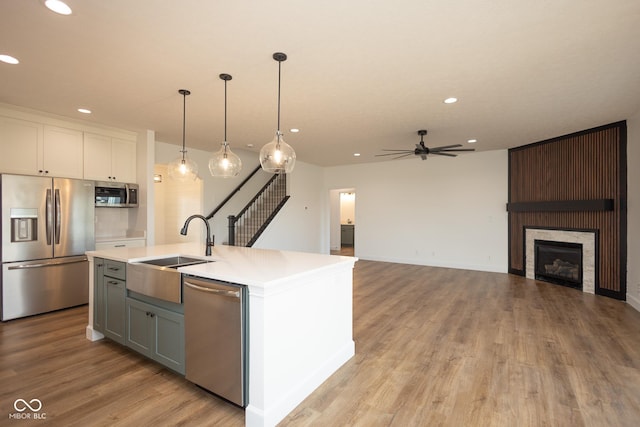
[180,214,214,256]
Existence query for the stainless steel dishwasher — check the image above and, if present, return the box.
[183,275,247,407]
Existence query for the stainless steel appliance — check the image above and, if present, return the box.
[183,275,247,407]
[1,174,95,321]
[95,181,138,207]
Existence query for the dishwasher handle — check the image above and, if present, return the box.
[184,280,240,299]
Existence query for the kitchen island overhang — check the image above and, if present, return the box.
[85,243,357,427]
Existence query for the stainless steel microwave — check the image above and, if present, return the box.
[95,182,139,207]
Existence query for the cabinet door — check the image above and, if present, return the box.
[83,133,113,181]
[126,298,153,357]
[0,116,42,175]
[93,259,105,333]
[104,277,126,345]
[43,126,83,178]
[110,138,136,183]
[153,306,185,374]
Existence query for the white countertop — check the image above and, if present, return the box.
[87,243,357,288]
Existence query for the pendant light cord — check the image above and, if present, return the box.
[224,78,228,143]
[181,91,187,160]
[277,59,282,134]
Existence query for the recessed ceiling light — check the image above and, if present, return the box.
[45,0,72,15]
[246,143,254,148]
[290,128,299,133]
[77,108,91,114]
[353,153,361,157]
[467,139,477,143]
[0,54,19,65]
[443,97,458,104]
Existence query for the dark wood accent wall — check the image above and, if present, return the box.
[508,121,627,299]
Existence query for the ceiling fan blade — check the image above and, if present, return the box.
[391,153,414,160]
[431,152,457,157]
[376,151,413,157]
[430,144,462,151]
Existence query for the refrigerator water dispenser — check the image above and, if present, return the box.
[10,208,38,242]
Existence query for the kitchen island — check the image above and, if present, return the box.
[85,243,357,427]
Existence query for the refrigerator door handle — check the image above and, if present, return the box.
[46,188,53,245]
[54,188,61,244]
[7,258,88,270]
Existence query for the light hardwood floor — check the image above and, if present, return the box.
[2,260,640,426]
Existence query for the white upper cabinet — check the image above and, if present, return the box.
[0,116,43,175]
[43,125,84,178]
[84,133,136,183]
[0,117,83,178]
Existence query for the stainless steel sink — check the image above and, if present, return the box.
[137,256,209,268]
[126,256,214,303]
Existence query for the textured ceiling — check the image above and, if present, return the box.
[1,1,639,166]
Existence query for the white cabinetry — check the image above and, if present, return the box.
[95,239,146,251]
[0,116,42,175]
[84,133,136,183]
[43,125,84,178]
[0,118,83,178]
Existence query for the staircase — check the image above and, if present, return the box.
[227,172,289,247]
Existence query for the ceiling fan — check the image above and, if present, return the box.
[376,130,475,160]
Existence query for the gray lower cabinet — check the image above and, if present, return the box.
[94,258,127,345]
[125,297,185,375]
[341,224,354,246]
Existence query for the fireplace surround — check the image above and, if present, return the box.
[525,228,596,294]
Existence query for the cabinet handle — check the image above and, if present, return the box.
[107,280,119,285]
[107,267,120,271]
[114,244,125,248]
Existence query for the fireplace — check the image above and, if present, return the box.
[525,228,596,294]
[534,239,583,289]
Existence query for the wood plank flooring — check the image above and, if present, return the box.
[2,260,640,426]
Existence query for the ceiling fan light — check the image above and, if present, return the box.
[260,131,296,174]
[209,142,242,177]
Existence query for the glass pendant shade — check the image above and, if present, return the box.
[260,131,296,174]
[209,141,242,177]
[167,156,199,182]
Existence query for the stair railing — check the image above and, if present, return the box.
[228,173,289,246]
[205,165,262,220]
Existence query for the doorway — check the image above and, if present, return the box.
[330,188,356,256]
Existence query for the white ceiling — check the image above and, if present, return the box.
[1,1,639,167]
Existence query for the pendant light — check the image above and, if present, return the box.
[259,52,296,174]
[209,74,242,177]
[168,89,199,181]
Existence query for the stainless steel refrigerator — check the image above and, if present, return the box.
[1,174,95,321]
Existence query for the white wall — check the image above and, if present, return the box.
[252,160,326,254]
[340,193,356,225]
[627,111,640,311]
[324,150,509,273]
